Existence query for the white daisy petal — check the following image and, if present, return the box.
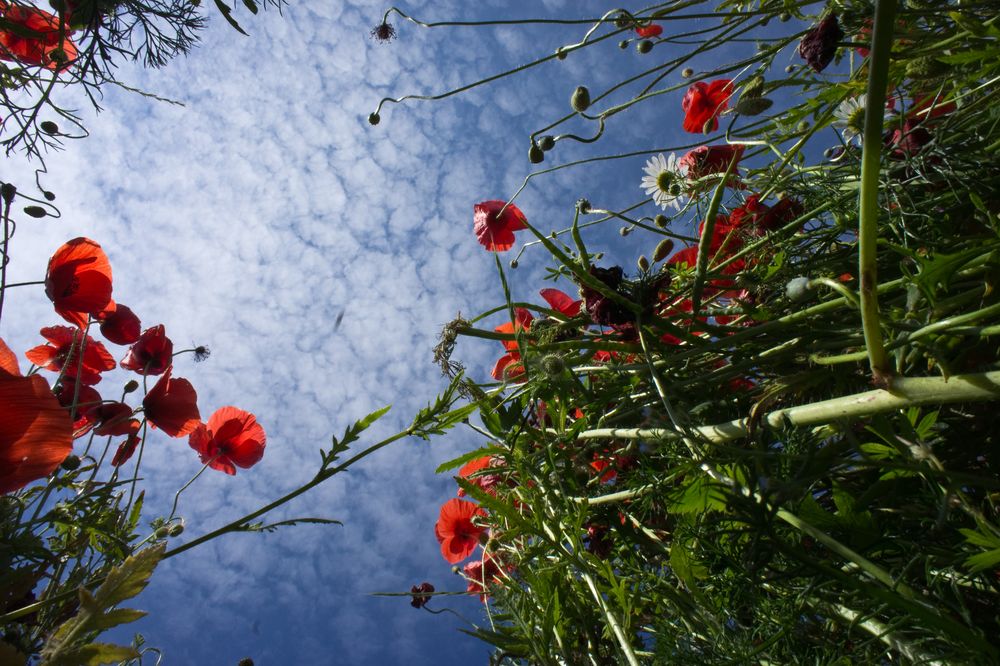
[639,152,687,211]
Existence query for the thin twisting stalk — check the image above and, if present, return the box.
[858,0,898,386]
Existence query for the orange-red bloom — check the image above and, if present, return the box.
[681,79,732,133]
[491,307,532,381]
[96,302,141,345]
[434,498,486,564]
[45,238,113,329]
[474,200,528,252]
[0,351,73,493]
[634,23,662,38]
[463,554,505,602]
[120,324,173,375]
[25,325,115,385]
[0,2,77,70]
[111,433,139,467]
[539,288,582,317]
[143,367,200,437]
[456,455,503,497]
[188,406,266,475]
[89,401,139,437]
[679,144,745,179]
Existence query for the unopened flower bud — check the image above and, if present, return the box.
[797,120,810,132]
[905,56,947,80]
[618,40,628,49]
[636,39,653,54]
[681,67,694,78]
[571,86,591,113]
[785,277,812,302]
[538,135,555,151]
[785,64,796,74]
[61,454,80,471]
[653,238,674,262]
[168,522,185,537]
[154,526,170,539]
[43,191,55,201]
[528,143,544,164]
[23,206,46,218]
[509,260,518,269]
[619,226,631,237]
[123,379,139,393]
[779,12,791,21]
[654,214,667,228]
[0,183,15,204]
[556,48,567,60]
[40,120,59,134]
[367,112,380,126]
[540,354,566,377]
[637,255,650,271]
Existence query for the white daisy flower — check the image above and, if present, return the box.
[640,152,687,211]
[833,94,867,143]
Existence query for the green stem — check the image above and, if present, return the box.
[857,0,898,385]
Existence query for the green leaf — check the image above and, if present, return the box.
[93,543,165,609]
[435,445,501,475]
[667,473,727,515]
[85,608,147,632]
[966,548,1000,573]
[43,642,139,666]
[126,491,144,534]
[330,405,392,458]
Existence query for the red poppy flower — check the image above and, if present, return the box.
[0,2,77,70]
[492,307,532,381]
[463,554,505,602]
[89,401,139,437]
[44,238,113,329]
[681,79,732,133]
[111,433,140,467]
[95,302,141,345]
[474,200,528,252]
[0,371,73,493]
[55,383,102,437]
[120,324,173,375]
[634,23,662,38]
[0,336,19,376]
[143,367,200,437]
[679,144,745,179]
[456,455,503,497]
[188,406,266,475]
[25,326,115,385]
[539,288,582,317]
[434,498,486,564]
[798,14,843,73]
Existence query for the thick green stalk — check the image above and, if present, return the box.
[858,0,898,385]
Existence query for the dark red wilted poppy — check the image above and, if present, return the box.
[634,23,662,38]
[0,2,78,70]
[681,79,732,133]
[143,366,200,437]
[798,14,843,72]
[0,370,73,494]
[410,582,434,609]
[188,406,266,475]
[96,302,141,345]
[474,200,528,252]
[120,324,173,375]
[679,144,745,179]
[434,498,486,564]
[25,326,115,385]
[45,238,113,329]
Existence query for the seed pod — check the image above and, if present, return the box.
[653,238,675,262]
[367,112,380,126]
[528,143,544,164]
[571,86,591,113]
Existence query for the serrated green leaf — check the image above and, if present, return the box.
[667,473,727,515]
[435,446,501,475]
[126,491,144,534]
[959,527,1000,550]
[86,608,147,632]
[966,548,1000,573]
[43,642,139,666]
[93,543,165,609]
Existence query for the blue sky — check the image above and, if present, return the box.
[1,1,820,663]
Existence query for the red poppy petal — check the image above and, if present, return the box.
[540,289,582,316]
[0,374,74,493]
[0,338,21,376]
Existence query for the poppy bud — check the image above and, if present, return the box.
[785,277,812,302]
[571,86,591,113]
[154,526,170,539]
[797,120,810,132]
[0,183,15,204]
[637,255,650,271]
[238,659,255,666]
[681,68,694,78]
[619,226,631,237]
[618,40,628,49]
[40,121,59,134]
[779,12,791,21]
[734,97,774,116]
[636,39,653,54]
[614,13,629,28]
[538,135,555,151]
[556,48,567,60]
[509,260,518,269]
[905,56,947,80]
[23,206,46,218]
[540,354,566,377]
[123,380,139,393]
[785,64,796,74]
[367,112,380,126]
[654,214,667,228]
[43,191,55,201]
[653,238,674,262]
[61,454,80,471]
[528,143,544,164]
[168,522,185,537]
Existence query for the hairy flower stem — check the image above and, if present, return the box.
[858,0,898,386]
